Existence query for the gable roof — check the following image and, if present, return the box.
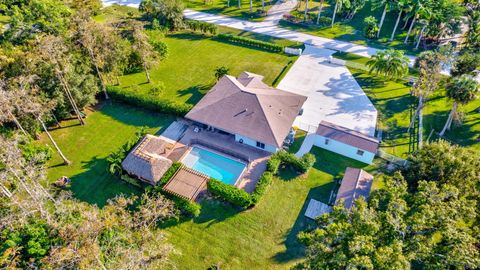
[316,121,379,153]
[335,167,374,209]
[121,134,173,184]
[185,72,307,148]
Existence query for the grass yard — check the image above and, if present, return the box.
[39,102,175,206]
[183,0,275,21]
[287,129,307,154]
[38,105,380,268]
[280,1,423,55]
[350,68,480,157]
[117,31,298,105]
[163,147,377,269]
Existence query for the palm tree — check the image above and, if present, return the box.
[366,49,410,80]
[372,0,396,38]
[403,0,430,44]
[0,82,29,137]
[38,115,71,165]
[439,75,479,136]
[331,0,349,27]
[415,19,428,49]
[316,0,325,24]
[390,0,411,41]
[249,0,253,12]
[304,0,310,21]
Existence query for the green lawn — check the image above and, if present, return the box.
[183,0,275,21]
[287,129,307,154]
[117,31,297,105]
[39,104,377,268]
[350,68,480,157]
[280,1,423,55]
[163,147,376,269]
[39,102,175,206]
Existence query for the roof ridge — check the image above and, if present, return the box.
[321,121,378,142]
[254,94,280,147]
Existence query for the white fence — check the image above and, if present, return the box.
[328,56,347,66]
[284,47,302,56]
[294,121,318,133]
[377,149,410,167]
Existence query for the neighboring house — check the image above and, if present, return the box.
[121,134,173,185]
[185,72,307,152]
[313,121,379,164]
[335,167,374,209]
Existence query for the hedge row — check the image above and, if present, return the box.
[267,151,316,174]
[207,179,252,208]
[184,19,218,35]
[250,171,273,204]
[216,33,283,53]
[107,85,192,116]
[159,162,182,186]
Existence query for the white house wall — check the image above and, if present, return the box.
[313,135,375,164]
[234,134,278,153]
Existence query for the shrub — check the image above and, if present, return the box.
[250,171,273,204]
[159,162,181,186]
[151,18,161,30]
[120,174,142,187]
[170,196,202,217]
[266,156,281,174]
[317,16,332,26]
[148,82,165,96]
[207,179,252,208]
[184,19,218,35]
[107,127,147,176]
[20,142,52,164]
[107,85,192,116]
[150,40,169,60]
[214,66,229,80]
[363,16,379,39]
[216,34,283,53]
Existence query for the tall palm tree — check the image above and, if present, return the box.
[439,75,479,136]
[316,0,325,24]
[331,0,350,27]
[304,0,310,21]
[372,0,395,38]
[403,0,430,44]
[366,49,410,80]
[390,0,411,41]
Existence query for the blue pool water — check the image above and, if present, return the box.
[181,147,246,185]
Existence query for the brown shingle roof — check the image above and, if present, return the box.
[335,167,374,209]
[121,135,173,184]
[185,72,307,147]
[162,166,209,201]
[316,121,379,153]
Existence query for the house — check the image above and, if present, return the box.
[185,72,307,152]
[335,167,374,209]
[121,134,173,185]
[313,121,379,164]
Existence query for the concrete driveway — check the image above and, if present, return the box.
[277,45,378,136]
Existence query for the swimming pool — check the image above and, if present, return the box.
[181,146,246,185]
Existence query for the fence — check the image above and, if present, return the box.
[294,121,318,133]
[376,149,410,167]
[284,47,302,56]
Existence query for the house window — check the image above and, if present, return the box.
[356,149,364,156]
[256,141,265,149]
[325,139,329,145]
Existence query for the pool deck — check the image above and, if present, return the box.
[168,126,271,193]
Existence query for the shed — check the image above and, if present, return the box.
[335,167,374,209]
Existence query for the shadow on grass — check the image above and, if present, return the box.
[167,32,207,41]
[178,84,213,105]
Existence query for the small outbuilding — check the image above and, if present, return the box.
[335,167,374,209]
[121,134,173,185]
[313,121,379,164]
[162,166,209,201]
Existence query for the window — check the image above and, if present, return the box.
[356,149,364,156]
[325,139,329,145]
[256,141,265,149]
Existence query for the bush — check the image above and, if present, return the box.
[120,174,142,187]
[363,16,379,39]
[20,142,52,164]
[266,156,281,174]
[148,82,165,96]
[170,195,201,217]
[317,16,332,26]
[184,19,218,35]
[214,66,229,80]
[150,40,169,60]
[250,171,273,204]
[207,179,252,208]
[159,162,181,186]
[216,34,283,53]
[107,127,147,176]
[107,85,192,116]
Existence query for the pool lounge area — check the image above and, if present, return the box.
[181,146,247,186]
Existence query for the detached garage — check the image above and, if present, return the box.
[313,121,379,164]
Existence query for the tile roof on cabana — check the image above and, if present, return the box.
[335,167,374,209]
[185,72,307,148]
[121,134,173,185]
[162,166,209,201]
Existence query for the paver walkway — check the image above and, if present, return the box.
[294,131,316,157]
[278,45,378,136]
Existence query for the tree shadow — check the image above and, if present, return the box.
[167,32,207,41]
[177,84,212,105]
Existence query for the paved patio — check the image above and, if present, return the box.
[169,126,271,193]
